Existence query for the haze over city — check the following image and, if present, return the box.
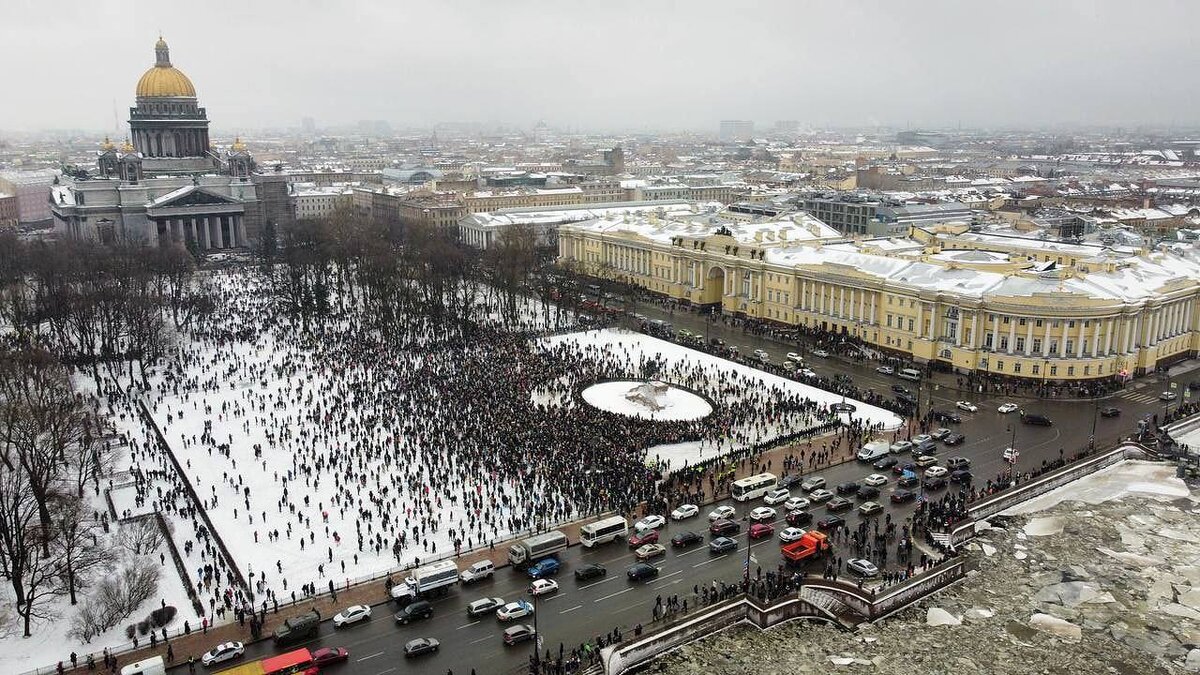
[4,0,1200,133]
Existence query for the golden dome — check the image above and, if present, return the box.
[231,137,247,152]
[120,138,136,154]
[135,37,196,98]
[100,136,116,151]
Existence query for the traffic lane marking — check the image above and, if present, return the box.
[469,634,494,644]
[594,587,634,603]
[456,620,481,630]
[358,651,385,661]
[560,604,583,614]
[577,575,617,591]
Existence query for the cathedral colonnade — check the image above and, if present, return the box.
[156,213,246,250]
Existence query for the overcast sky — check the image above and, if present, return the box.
[3,0,1198,134]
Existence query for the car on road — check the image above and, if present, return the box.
[333,605,371,628]
[529,579,559,596]
[496,600,534,621]
[913,439,937,456]
[924,466,948,479]
[1002,447,1020,463]
[811,349,830,358]
[750,506,777,522]
[914,455,938,468]
[897,474,919,488]
[787,352,803,363]
[635,543,667,561]
[709,536,738,554]
[763,487,791,505]
[574,563,606,581]
[950,470,973,485]
[749,523,775,539]
[931,427,952,441]
[911,434,932,445]
[892,462,918,476]
[779,473,806,489]
[467,597,505,618]
[808,488,834,503]
[932,410,962,424]
[671,531,703,548]
[786,510,813,527]
[527,558,561,579]
[313,647,350,666]
[708,505,737,522]
[847,558,879,578]
[955,401,978,412]
[876,366,895,375]
[864,470,892,485]
[923,476,948,491]
[891,384,911,395]
[710,518,741,536]
[873,456,899,471]
[403,639,439,658]
[835,481,861,495]
[856,485,880,500]
[460,560,495,584]
[1100,406,1121,418]
[799,367,818,378]
[201,642,244,667]
[1161,391,1179,402]
[503,624,536,646]
[858,501,883,517]
[779,527,807,542]
[826,496,854,512]
[628,530,659,547]
[671,504,699,520]
[1021,412,1053,426]
[635,515,666,531]
[783,496,810,511]
[753,348,770,362]
[997,402,1019,414]
[800,476,826,492]
[889,440,912,454]
[627,563,660,582]
[943,432,966,445]
[816,515,845,531]
[945,456,971,471]
[395,600,433,624]
[891,489,917,503]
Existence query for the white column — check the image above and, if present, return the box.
[870,294,876,325]
[1007,317,1016,354]
[971,312,980,348]
[1076,320,1086,357]
[916,303,924,338]
[1104,319,1114,355]
[1024,320,1034,356]
[838,287,846,318]
[1042,320,1051,356]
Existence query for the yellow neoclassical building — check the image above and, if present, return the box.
[558,217,1200,382]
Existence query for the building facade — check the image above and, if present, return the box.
[558,219,1200,382]
[0,170,57,227]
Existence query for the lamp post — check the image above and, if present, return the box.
[1089,394,1099,450]
[529,587,540,670]
[1006,424,1018,485]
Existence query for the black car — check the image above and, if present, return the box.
[913,439,937,455]
[709,519,741,536]
[404,638,440,657]
[932,410,961,424]
[835,481,860,496]
[816,515,845,531]
[922,476,948,491]
[826,496,854,512]
[778,474,805,489]
[1099,407,1121,418]
[950,470,973,485]
[627,563,659,582]
[856,486,880,500]
[891,384,910,395]
[892,462,918,476]
[671,531,703,548]
[873,456,899,470]
[896,392,918,405]
[890,489,917,504]
[574,563,606,581]
[394,600,433,624]
[943,432,966,445]
[785,510,813,527]
[897,475,919,488]
[1021,413,1053,426]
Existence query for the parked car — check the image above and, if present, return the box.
[914,455,938,468]
[201,642,245,667]
[1100,406,1121,418]
[943,432,966,445]
[671,531,703,548]
[574,564,606,581]
[496,600,534,621]
[897,474,920,488]
[891,489,917,503]
[876,365,895,375]
[889,440,913,454]
[835,481,861,496]
[460,560,495,584]
[950,470,973,485]
[945,456,971,471]
[800,476,826,492]
[856,486,880,500]
[395,601,433,624]
[763,487,791,505]
[891,384,911,395]
[923,476,948,490]
[932,410,961,424]
[847,558,879,578]
[312,647,350,666]
[528,579,559,596]
[816,515,845,530]
[709,536,738,554]
[1161,391,1178,402]
[913,439,937,455]
[403,639,439,658]
[779,527,807,542]
[892,462,918,476]
[635,544,667,561]
[911,434,932,445]
[626,563,660,582]
[783,496,810,511]
[467,597,505,618]
[997,402,1019,414]
[627,530,659,547]
[924,466,948,479]
[826,496,854,512]
[333,605,371,628]
[710,518,741,536]
[955,401,978,412]
[858,501,883,517]
[503,624,537,646]
[808,488,834,503]
[873,456,899,470]
[708,505,737,522]
[811,349,830,358]
[931,427,952,440]
[635,515,666,531]
[671,504,699,520]
[786,510,813,527]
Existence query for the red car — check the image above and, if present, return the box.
[748,523,774,540]
[627,530,659,547]
[312,647,349,666]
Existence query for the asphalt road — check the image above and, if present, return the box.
[216,303,1184,675]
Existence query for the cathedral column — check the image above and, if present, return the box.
[216,217,226,248]
[201,217,211,249]
[237,215,247,246]
[189,218,198,245]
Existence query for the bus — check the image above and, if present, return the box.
[731,473,777,502]
[216,649,316,675]
[579,516,628,547]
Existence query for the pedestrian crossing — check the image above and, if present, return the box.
[1120,391,1162,404]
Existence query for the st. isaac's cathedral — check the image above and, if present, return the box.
[50,37,290,249]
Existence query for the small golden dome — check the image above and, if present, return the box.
[100,136,116,151]
[120,138,136,154]
[231,137,247,152]
[136,36,196,98]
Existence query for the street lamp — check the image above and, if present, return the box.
[1006,424,1018,485]
[529,587,540,670]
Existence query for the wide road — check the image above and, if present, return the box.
[222,304,1189,675]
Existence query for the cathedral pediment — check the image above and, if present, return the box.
[148,185,240,208]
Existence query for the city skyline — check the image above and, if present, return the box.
[3,0,1200,134]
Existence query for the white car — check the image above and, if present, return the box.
[333,604,371,628]
[635,515,666,531]
[460,560,495,583]
[749,506,777,522]
[670,504,699,520]
[931,428,952,441]
[779,527,807,542]
[808,488,834,503]
[1002,447,1020,463]
[783,496,810,511]
[923,466,948,479]
[997,402,1019,414]
[786,352,803,363]
[753,349,770,362]
[890,441,912,454]
[912,434,932,445]
[201,642,244,667]
[847,558,879,578]
[876,366,894,375]
[863,474,888,487]
[529,579,559,596]
[763,488,790,505]
[496,600,534,621]
[708,505,736,522]
[955,401,978,412]
[800,476,826,492]
[799,368,818,378]
[811,349,830,358]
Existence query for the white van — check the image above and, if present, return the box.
[121,657,165,675]
[856,441,891,462]
[898,368,922,381]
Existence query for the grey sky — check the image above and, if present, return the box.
[3,0,1199,133]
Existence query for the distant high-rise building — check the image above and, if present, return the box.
[719,120,754,142]
[773,120,799,134]
[301,117,316,135]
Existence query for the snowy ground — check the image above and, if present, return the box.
[581,380,714,421]
[1000,456,1190,516]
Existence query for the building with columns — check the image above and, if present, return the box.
[558,218,1200,382]
[49,38,275,250]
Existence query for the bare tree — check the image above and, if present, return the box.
[0,466,65,637]
[55,496,110,605]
